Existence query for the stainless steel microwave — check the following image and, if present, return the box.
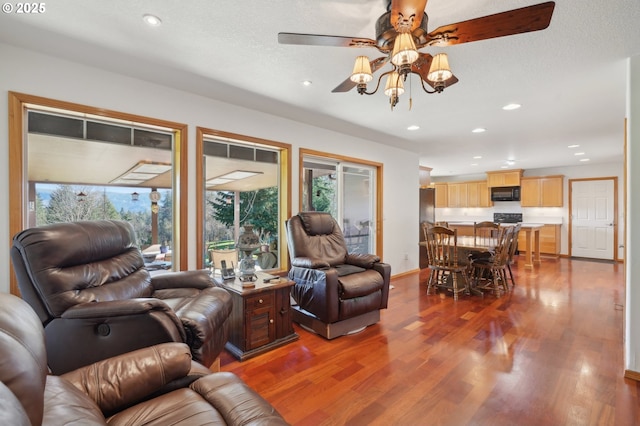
[491,186,521,202]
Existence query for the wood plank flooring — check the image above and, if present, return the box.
[220,257,640,425]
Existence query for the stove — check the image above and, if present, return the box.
[493,213,523,223]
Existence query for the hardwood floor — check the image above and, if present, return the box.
[220,257,640,425]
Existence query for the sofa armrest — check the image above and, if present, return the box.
[190,372,289,425]
[291,257,330,269]
[345,253,380,269]
[61,343,193,416]
[289,266,339,323]
[151,269,214,290]
[62,298,174,319]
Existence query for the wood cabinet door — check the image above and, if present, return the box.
[447,183,460,207]
[503,171,522,186]
[245,293,275,350]
[540,176,563,206]
[434,183,447,208]
[467,182,479,207]
[520,178,541,207]
[478,181,491,207]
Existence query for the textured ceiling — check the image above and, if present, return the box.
[1,0,639,177]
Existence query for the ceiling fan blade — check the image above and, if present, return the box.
[411,52,433,82]
[426,1,555,47]
[332,56,389,93]
[391,0,428,31]
[278,32,377,48]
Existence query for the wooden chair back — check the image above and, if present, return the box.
[474,221,501,247]
[425,226,460,269]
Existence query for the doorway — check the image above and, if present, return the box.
[569,177,617,260]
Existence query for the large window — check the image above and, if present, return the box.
[300,149,383,257]
[196,128,291,272]
[8,92,188,295]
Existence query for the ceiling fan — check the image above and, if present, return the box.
[278,0,555,109]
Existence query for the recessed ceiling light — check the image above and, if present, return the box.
[143,14,162,26]
[473,155,482,159]
[407,125,420,131]
[500,165,509,169]
[472,128,486,133]
[502,103,521,110]
[568,144,580,148]
[506,160,515,166]
[302,80,312,86]
[579,158,590,162]
[574,152,585,156]
[471,163,479,166]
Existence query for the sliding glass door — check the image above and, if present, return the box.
[302,154,377,255]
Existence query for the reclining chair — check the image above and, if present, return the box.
[11,220,233,374]
[0,292,289,425]
[285,212,391,339]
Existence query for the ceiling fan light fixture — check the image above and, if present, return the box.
[384,71,405,98]
[427,53,452,83]
[391,32,419,67]
[350,56,373,84]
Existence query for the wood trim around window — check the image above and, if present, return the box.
[195,127,292,273]
[298,148,384,260]
[8,91,189,295]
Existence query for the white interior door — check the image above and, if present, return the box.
[571,179,615,260]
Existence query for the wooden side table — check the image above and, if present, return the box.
[214,272,299,361]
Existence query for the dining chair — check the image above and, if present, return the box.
[469,226,513,297]
[506,223,522,287]
[424,226,471,300]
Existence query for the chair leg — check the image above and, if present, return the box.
[507,263,516,287]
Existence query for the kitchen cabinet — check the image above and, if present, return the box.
[517,224,560,256]
[520,175,563,207]
[447,183,468,207]
[486,169,523,187]
[464,181,492,208]
[434,181,490,208]
[434,183,448,208]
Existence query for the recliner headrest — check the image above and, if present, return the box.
[297,212,336,236]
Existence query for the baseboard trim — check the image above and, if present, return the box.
[624,369,640,382]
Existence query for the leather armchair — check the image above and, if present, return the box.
[11,220,233,374]
[0,292,289,426]
[285,212,391,339]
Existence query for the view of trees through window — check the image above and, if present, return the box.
[35,183,172,248]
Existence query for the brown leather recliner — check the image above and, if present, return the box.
[285,212,391,339]
[10,220,233,374]
[0,292,289,426]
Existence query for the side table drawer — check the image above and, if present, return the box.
[245,293,274,311]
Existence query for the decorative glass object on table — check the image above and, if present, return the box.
[237,224,261,284]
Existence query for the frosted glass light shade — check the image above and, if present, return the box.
[427,53,453,82]
[349,56,373,84]
[391,33,419,66]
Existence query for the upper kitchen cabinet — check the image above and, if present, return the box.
[433,181,490,208]
[520,175,564,207]
[486,169,523,187]
[434,183,448,208]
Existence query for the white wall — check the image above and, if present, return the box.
[0,42,422,294]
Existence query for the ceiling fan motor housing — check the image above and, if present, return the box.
[375,11,429,50]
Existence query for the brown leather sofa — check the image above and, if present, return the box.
[285,212,391,339]
[11,220,233,374]
[0,292,289,425]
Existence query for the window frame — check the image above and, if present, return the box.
[8,91,189,295]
